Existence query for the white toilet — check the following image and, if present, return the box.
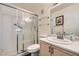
[27,44,40,56]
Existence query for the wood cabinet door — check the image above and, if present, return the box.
[53,47,76,56]
[40,41,51,56]
[54,48,69,56]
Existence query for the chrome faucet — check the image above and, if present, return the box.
[56,32,63,39]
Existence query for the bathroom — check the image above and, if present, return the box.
[0,3,79,56]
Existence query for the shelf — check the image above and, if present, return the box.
[50,3,74,13]
[39,16,49,20]
[38,23,50,26]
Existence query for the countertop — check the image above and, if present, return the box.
[40,37,79,55]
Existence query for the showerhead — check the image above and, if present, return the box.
[14,24,23,29]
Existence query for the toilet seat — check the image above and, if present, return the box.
[27,44,40,53]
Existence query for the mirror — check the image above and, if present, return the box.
[50,4,79,35]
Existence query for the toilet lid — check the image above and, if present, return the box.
[27,44,40,50]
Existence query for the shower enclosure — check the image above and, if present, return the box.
[0,4,38,55]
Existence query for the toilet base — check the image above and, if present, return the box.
[27,44,40,56]
[31,51,39,56]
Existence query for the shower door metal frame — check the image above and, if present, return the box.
[0,3,38,55]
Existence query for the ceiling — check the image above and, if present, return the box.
[12,3,53,15]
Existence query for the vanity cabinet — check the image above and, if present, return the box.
[40,40,51,56]
[40,40,78,56]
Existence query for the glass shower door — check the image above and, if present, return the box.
[0,4,17,55]
[17,11,38,53]
[22,12,36,51]
[0,4,38,55]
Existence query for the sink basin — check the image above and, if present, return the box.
[47,37,72,45]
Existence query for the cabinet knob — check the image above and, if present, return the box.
[49,45,54,55]
[49,46,51,52]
